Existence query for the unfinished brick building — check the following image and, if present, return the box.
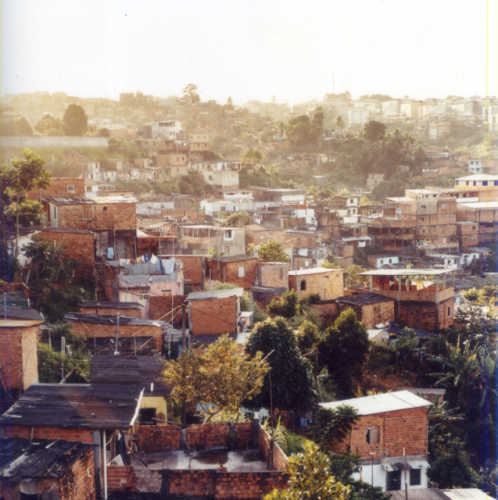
[360,268,455,331]
[44,195,137,231]
[289,268,343,300]
[255,261,289,289]
[207,256,258,289]
[321,390,431,492]
[27,177,86,201]
[186,288,243,336]
[77,300,143,318]
[457,201,498,244]
[332,293,395,329]
[0,307,44,403]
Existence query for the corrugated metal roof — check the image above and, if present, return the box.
[289,268,341,276]
[120,274,179,284]
[64,312,170,327]
[0,384,143,430]
[442,489,495,500]
[359,268,454,276]
[1,306,44,321]
[319,390,431,415]
[0,438,92,481]
[187,288,244,301]
[79,301,143,310]
[0,320,44,328]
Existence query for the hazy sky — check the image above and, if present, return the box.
[2,0,497,105]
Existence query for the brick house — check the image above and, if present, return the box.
[360,268,455,331]
[186,288,243,336]
[315,208,341,237]
[0,383,144,499]
[103,258,184,318]
[456,221,479,249]
[44,195,137,231]
[320,391,431,493]
[27,177,86,201]
[289,268,344,300]
[0,307,44,402]
[207,256,258,289]
[178,225,246,256]
[255,261,289,289]
[0,438,96,500]
[64,312,169,352]
[244,225,288,249]
[332,293,395,329]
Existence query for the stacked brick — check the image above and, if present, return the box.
[189,297,238,335]
[150,294,186,326]
[0,326,39,394]
[27,178,86,200]
[136,423,253,453]
[107,465,137,492]
[57,202,136,231]
[77,306,142,318]
[257,425,288,472]
[207,258,258,290]
[1,425,94,443]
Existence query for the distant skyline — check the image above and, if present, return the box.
[1,0,497,106]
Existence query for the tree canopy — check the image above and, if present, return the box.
[163,334,269,423]
[244,317,318,412]
[62,104,88,136]
[257,240,289,263]
[267,290,301,320]
[35,115,64,135]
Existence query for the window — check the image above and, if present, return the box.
[420,204,427,210]
[103,206,108,211]
[441,307,444,313]
[82,206,91,219]
[260,232,264,240]
[53,206,57,218]
[300,279,307,291]
[421,217,425,222]
[366,425,380,444]
[138,291,148,300]
[224,230,233,240]
[410,469,421,486]
[448,307,451,316]
[269,232,273,239]
[386,471,401,491]
[138,408,157,425]
[67,185,75,192]
[279,268,284,280]
[238,266,245,278]
[441,203,447,209]
[483,181,488,186]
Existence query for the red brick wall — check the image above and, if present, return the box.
[189,297,238,335]
[77,306,142,318]
[27,178,86,200]
[136,423,253,453]
[0,326,38,393]
[107,465,137,493]
[310,301,339,328]
[207,259,258,290]
[38,230,95,279]
[258,424,288,472]
[150,295,186,326]
[177,256,205,288]
[399,298,454,331]
[58,202,136,231]
[336,301,395,330]
[215,472,287,499]
[1,425,94,443]
[339,407,429,460]
[69,322,164,351]
[58,446,96,500]
[256,262,288,288]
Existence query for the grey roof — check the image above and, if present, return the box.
[0,438,93,481]
[320,390,431,415]
[1,306,44,321]
[186,288,244,301]
[209,255,258,263]
[90,355,171,397]
[64,312,170,328]
[335,293,394,306]
[120,274,179,285]
[79,301,143,310]
[108,258,181,276]
[86,336,160,356]
[0,384,143,430]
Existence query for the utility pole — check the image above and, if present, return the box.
[181,304,187,427]
[114,313,120,355]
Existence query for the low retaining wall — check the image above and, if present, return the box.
[108,468,287,499]
[257,425,289,472]
[1,135,109,148]
[136,422,254,453]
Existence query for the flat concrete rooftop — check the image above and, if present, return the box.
[132,450,270,472]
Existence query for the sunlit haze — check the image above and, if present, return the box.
[1,0,498,104]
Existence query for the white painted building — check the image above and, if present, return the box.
[348,107,370,126]
[151,120,183,139]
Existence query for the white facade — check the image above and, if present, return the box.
[203,170,239,189]
[136,200,174,217]
[348,107,370,126]
[151,120,183,139]
[381,100,401,117]
[200,199,254,217]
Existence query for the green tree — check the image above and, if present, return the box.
[361,120,386,142]
[183,83,200,103]
[267,290,301,321]
[312,405,360,454]
[428,439,479,489]
[386,328,419,375]
[35,115,63,135]
[241,147,264,166]
[343,265,368,287]
[312,107,325,127]
[334,116,345,130]
[257,240,289,263]
[318,309,370,396]
[97,128,110,137]
[0,149,51,255]
[222,211,252,227]
[163,334,268,423]
[245,317,318,413]
[297,320,321,353]
[264,442,350,500]
[23,238,91,322]
[62,104,88,136]
[17,117,34,136]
